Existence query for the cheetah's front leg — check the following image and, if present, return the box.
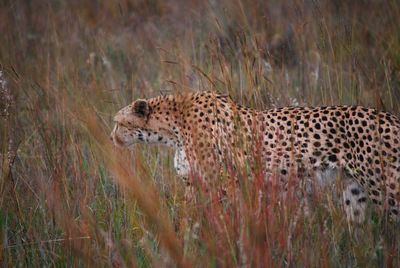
[173,147,195,202]
[174,147,190,178]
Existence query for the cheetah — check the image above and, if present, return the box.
[110,91,400,222]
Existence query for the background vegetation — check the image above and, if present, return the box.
[1,0,400,266]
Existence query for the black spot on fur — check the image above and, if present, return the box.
[351,188,360,195]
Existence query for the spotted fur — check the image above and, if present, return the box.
[111,91,400,221]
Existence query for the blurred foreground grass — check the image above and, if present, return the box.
[1,0,400,266]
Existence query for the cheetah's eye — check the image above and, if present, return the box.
[116,122,128,129]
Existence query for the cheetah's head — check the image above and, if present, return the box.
[110,99,177,148]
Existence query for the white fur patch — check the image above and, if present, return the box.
[174,147,190,177]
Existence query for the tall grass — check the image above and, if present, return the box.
[1,0,400,266]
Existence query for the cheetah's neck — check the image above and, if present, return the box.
[146,94,188,149]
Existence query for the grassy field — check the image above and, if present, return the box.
[1,0,400,266]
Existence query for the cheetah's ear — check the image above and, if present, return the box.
[133,99,150,118]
